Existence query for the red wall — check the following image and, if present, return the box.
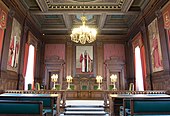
[45,44,65,60]
[104,44,125,61]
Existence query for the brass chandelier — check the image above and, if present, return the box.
[70,16,97,44]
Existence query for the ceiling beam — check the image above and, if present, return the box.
[30,11,139,15]
[102,28,128,31]
[41,27,128,31]
[36,0,48,12]
[98,13,107,32]
[63,13,72,31]
[41,28,68,31]
[121,0,134,12]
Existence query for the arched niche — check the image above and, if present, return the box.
[44,55,65,89]
[104,57,125,90]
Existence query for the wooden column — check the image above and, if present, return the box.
[140,21,153,90]
[66,42,73,76]
[96,42,103,76]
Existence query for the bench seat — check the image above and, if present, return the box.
[19,97,54,115]
[130,98,170,115]
[0,100,43,116]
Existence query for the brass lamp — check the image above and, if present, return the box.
[110,74,117,90]
[66,75,73,90]
[96,75,103,90]
[51,74,58,90]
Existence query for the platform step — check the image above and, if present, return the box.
[64,111,106,115]
[66,105,104,107]
[62,100,108,116]
[65,107,104,111]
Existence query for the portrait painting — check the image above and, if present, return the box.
[76,46,93,75]
[148,18,163,72]
[7,18,21,72]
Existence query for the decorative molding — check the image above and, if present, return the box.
[27,31,39,49]
[45,55,65,64]
[105,56,125,65]
[45,0,125,10]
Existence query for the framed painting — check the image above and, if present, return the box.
[148,18,163,72]
[7,18,21,72]
[75,46,94,77]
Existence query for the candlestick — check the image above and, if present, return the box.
[51,74,58,90]
[110,74,117,90]
[96,75,103,90]
[66,75,73,90]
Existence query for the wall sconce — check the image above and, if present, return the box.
[96,75,103,90]
[0,14,5,29]
[66,75,73,90]
[129,83,134,91]
[110,74,117,90]
[51,74,58,90]
[0,15,5,23]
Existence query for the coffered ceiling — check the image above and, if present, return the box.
[20,0,149,36]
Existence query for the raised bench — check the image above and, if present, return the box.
[0,100,43,116]
[128,98,170,115]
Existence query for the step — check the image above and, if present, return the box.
[66,100,104,106]
[66,105,104,107]
[64,111,106,115]
[65,107,104,111]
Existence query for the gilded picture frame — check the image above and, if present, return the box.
[75,45,94,77]
[7,18,21,72]
[148,18,163,72]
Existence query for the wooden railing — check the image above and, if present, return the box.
[3,90,166,113]
[4,90,166,94]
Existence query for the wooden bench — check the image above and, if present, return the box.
[19,97,54,115]
[0,93,60,116]
[120,98,131,116]
[0,100,43,116]
[109,93,169,116]
[129,98,170,115]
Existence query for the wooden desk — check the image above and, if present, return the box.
[109,94,170,116]
[0,93,60,116]
[64,90,107,106]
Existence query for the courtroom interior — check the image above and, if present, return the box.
[1,0,170,116]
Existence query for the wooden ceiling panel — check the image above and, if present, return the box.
[19,0,150,36]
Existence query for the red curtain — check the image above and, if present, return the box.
[140,46,147,89]
[133,50,136,90]
[0,29,4,59]
[22,43,29,77]
[132,33,147,90]
[32,48,36,89]
[167,30,170,50]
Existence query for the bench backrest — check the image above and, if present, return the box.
[131,98,170,115]
[0,100,43,116]
[19,97,53,109]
